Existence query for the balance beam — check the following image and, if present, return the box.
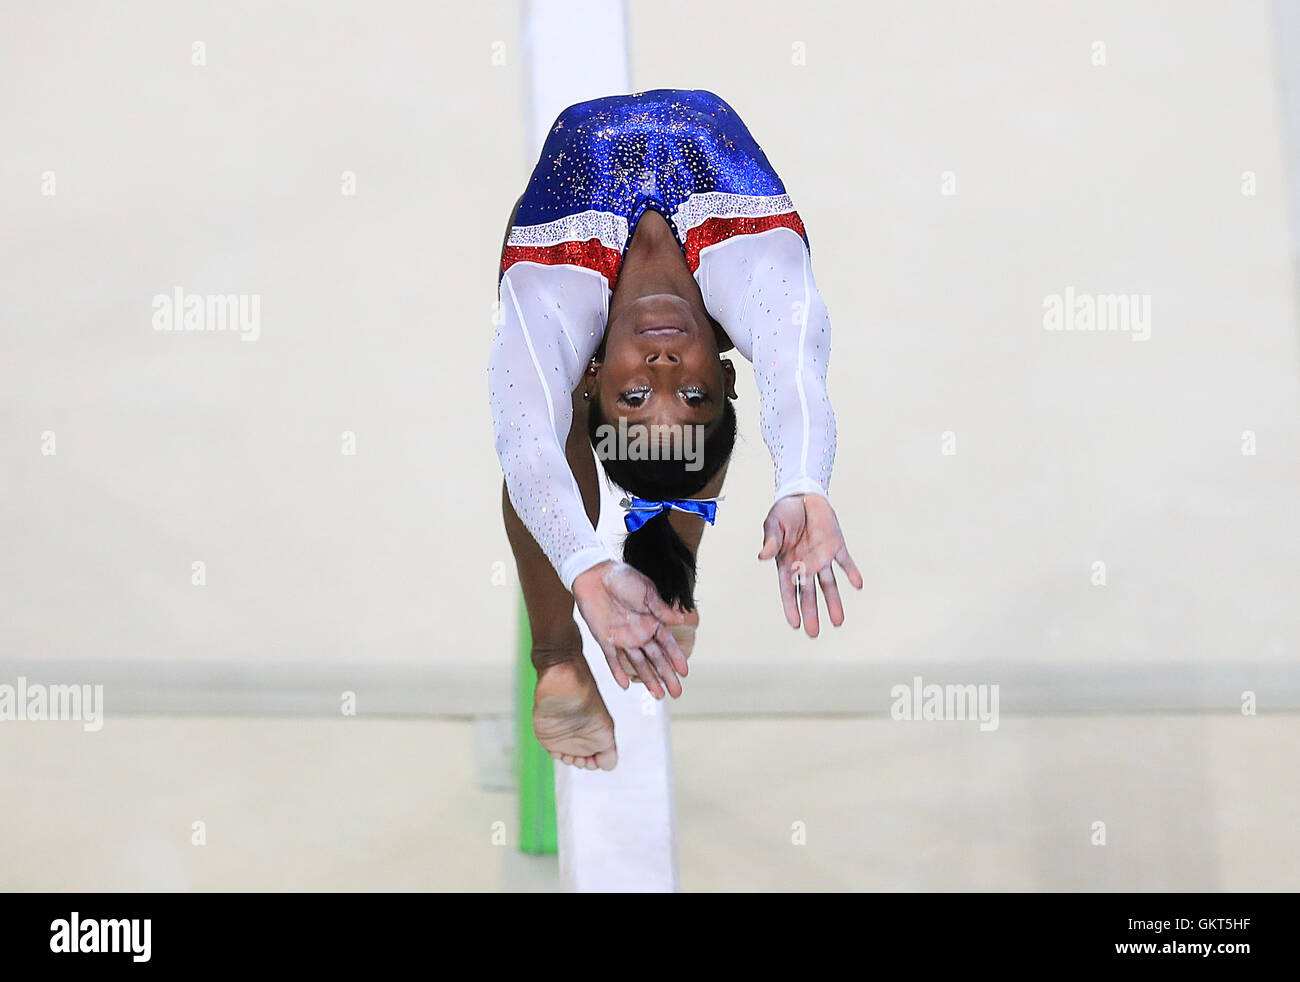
[553,452,680,892]
[513,0,678,892]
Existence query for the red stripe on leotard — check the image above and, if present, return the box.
[501,240,623,287]
[683,212,807,272]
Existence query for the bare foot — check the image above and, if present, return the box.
[619,606,699,683]
[534,659,618,771]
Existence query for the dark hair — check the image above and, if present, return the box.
[587,399,737,611]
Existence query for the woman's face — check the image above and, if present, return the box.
[594,293,737,432]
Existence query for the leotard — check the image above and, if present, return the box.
[490,89,837,591]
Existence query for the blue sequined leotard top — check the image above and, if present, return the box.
[491,89,837,590]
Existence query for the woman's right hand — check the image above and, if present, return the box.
[572,561,690,699]
[616,606,699,685]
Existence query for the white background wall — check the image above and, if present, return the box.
[629,0,1299,687]
[2,1,525,677]
[1,0,1297,894]
[1,1,1296,700]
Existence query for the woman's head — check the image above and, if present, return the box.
[586,293,738,611]
[593,292,737,430]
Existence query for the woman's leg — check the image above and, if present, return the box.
[502,387,624,770]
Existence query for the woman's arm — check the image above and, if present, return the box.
[697,227,836,501]
[696,228,862,634]
[498,193,597,666]
[492,261,615,590]
[501,387,600,671]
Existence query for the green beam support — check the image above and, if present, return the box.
[515,591,557,853]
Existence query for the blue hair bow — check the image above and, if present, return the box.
[621,496,719,533]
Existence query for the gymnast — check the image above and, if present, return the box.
[492,88,861,770]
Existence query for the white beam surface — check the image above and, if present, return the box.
[556,454,679,892]
[519,0,630,153]
[516,0,676,893]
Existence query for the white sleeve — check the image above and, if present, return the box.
[696,228,837,504]
[490,263,616,591]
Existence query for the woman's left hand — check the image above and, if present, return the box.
[758,494,863,636]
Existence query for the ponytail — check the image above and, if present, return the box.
[587,399,737,610]
[622,509,698,610]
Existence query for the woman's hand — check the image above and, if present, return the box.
[572,561,690,699]
[758,494,863,636]
[616,606,699,685]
